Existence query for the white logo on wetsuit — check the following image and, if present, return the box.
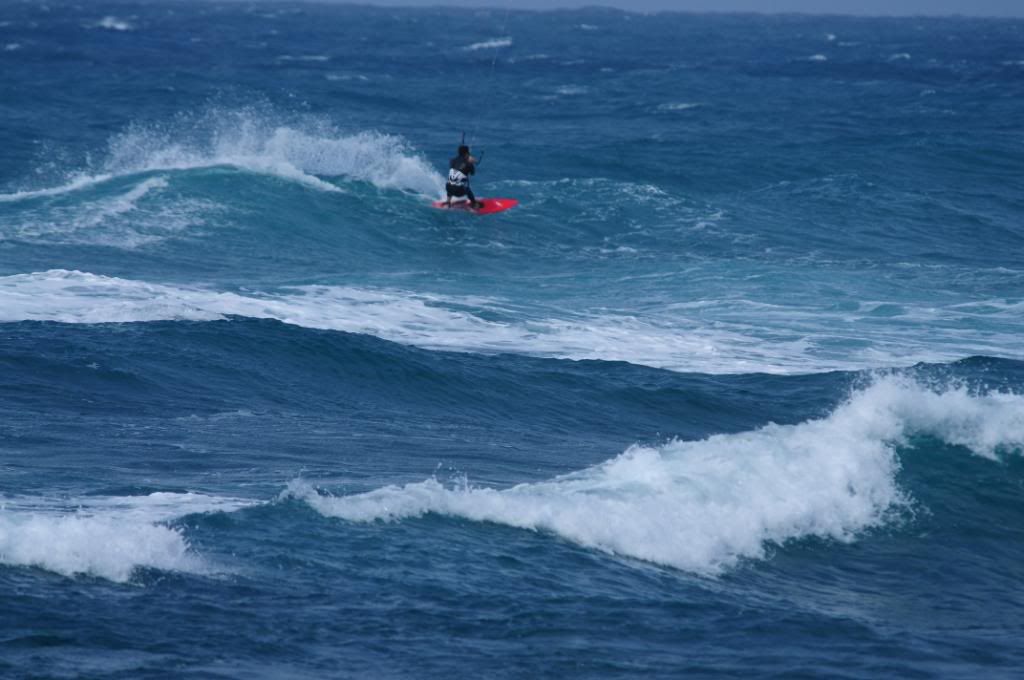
[448,168,468,187]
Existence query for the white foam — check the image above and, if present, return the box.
[101,121,342,193]
[0,514,195,582]
[806,54,828,62]
[4,42,20,52]
[2,270,1022,375]
[67,491,259,523]
[865,381,1024,460]
[0,492,256,582]
[286,377,1024,574]
[0,173,114,203]
[95,16,133,31]
[464,38,512,51]
[0,270,806,373]
[0,110,444,201]
[889,53,912,61]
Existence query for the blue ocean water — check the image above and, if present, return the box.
[2,1,1024,676]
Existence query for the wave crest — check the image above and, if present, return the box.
[0,514,195,582]
[285,377,1024,574]
[3,270,1020,375]
[1,108,445,201]
[0,492,255,582]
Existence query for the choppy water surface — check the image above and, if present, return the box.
[2,2,1023,677]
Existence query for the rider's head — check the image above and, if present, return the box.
[458,145,470,157]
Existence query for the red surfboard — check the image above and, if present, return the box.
[431,198,519,215]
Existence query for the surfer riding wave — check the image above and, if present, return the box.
[446,144,483,209]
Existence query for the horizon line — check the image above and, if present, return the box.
[204,0,1024,20]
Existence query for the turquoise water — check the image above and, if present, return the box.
[2,3,1023,677]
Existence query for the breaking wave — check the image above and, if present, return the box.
[286,376,1024,574]
[0,108,444,201]
[0,492,256,582]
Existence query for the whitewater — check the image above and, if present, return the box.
[2,2,1023,678]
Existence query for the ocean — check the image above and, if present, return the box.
[1,1,1023,677]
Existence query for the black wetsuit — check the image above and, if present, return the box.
[446,155,477,203]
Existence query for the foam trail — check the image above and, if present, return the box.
[2,179,211,248]
[0,492,256,582]
[286,377,1024,574]
[1,270,1020,375]
[0,173,114,203]
[0,270,809,373]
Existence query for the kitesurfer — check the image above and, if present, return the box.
[446,145,482,209]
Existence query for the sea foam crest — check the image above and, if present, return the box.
[0,492,254,582]
[0,270,800,374]
[0,109,444,201]
[2,270,1019,375]
[0,514,194,582]
[285,377,1024,574]
[102,111,443,195]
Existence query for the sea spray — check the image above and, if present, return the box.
[0,107,445,201]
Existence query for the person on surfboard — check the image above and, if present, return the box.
[446,145,483,209]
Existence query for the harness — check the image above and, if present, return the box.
[447,156,474,188]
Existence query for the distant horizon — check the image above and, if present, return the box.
[268,0,1024,18]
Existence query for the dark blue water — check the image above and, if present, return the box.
[2,2,1023,677]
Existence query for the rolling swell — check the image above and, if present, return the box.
[287,370,1024,575]
[0,317,841,441]
[3,317,1023,580]
[0,108,447,281]
[5,267,1023,376]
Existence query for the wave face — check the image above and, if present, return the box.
[2,2,1023,678]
